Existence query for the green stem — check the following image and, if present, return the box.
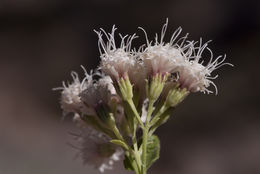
[149,108,173,136]
[109,113,142,174]
[149,103,169,128]
[146,99,155,123]
[111,125,124,142]
[127,99,144,128]
[134,150,142,174]
[132,123,142,174]
[142,127,148,174]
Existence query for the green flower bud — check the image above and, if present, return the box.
[146,73,168,101]
[165,87,189,107]
[118,75,133,101]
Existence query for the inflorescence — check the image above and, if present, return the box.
[55,19,232,174]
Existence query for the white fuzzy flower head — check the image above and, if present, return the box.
[54,68,101,117]
[55,71,88,115]
[178,40,233,94]
[95,26,137,81]
[80,73,116,110]
[142,44,183,75]
[139,19,188,76]
[72,127,122,173]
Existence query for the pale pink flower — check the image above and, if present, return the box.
[54,71,95,116]
[178,39,233,94]
[138,19,233,94]
[138,19,188,76]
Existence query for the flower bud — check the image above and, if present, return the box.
[118,75,133,101]
[165,87,189,107]
[146,73,168,101]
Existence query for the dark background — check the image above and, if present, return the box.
[0,0,259,174]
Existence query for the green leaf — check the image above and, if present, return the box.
[123,154,135,171]
[110,139,128,150]
[146,135,160,169]
[123,152,139,172]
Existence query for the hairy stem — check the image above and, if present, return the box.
[141,99,155,174]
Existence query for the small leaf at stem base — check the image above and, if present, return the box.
[146,135,160,169]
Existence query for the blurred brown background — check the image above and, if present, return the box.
[0,0,259,174]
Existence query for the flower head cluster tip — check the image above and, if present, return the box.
[55,20,232,173]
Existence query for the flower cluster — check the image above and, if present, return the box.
[55,69,128,172]
[55,20,232,174]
